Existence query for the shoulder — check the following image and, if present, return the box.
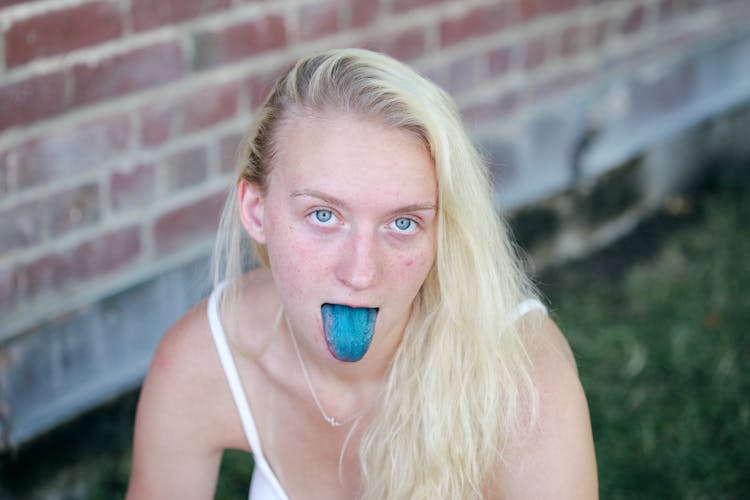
[493,311,599,499]
[127,288,244,498]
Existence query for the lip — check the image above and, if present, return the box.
[322,302,379,310]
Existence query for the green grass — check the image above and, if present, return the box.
[541,165,750,499]
[1,165,748,499]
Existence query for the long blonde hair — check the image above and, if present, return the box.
[212,48,538,498]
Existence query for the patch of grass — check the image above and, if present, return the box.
[216,449,254,498]
[542,165,750,499]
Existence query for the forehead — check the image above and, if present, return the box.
[268,113,437,206]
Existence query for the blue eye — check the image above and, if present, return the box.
[311,209,336,225]
[392,217,416,233]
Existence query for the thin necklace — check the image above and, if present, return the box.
[285,315,362,427]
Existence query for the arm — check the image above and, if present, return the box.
[493,314,599,499]
[126,303,232,499]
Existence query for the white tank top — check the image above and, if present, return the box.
[207,282,547,500]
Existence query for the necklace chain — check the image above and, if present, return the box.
[285,315,361,427]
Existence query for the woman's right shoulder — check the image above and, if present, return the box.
[138,291,233,432]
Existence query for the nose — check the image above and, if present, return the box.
[335,229,380,291]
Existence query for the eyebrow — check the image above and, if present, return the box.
[291,189,437,214]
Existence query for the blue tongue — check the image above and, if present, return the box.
[321,304,378,362]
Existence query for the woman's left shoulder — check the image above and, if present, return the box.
[495,311,599,499]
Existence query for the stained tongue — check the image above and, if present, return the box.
[321,304,378,362]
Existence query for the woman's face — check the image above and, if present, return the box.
[243,113,438,364]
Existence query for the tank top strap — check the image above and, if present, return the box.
[207,282,287,499]
[514,298,548,321]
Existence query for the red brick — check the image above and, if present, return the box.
[154,191,226,254]
[25,252,74,298]
[440,3,513,47]
[299,2,339,42]
[447,56,477,93]
[247,66,288,109]
[0,70,67,133]
[631,63,694,116]
[659,0,676,22]
[621,4,645,35]
[532,68,593,99]
[590,18,609,48]
[111,163,156,211]
[523,35,547,70]
[1,114,129,190]
[560,24,581,58]
[132,0,232,32]
[139,100,178,147]
[0,201,41,253]
[165,147,208,190]
[140,81,240,146]
[46,183,100,237]
[219,131,245,173]
[519,0,541,21]
[542,0,579,14]
[488,46,512,76]
[350,0,379,27]
[461,91,520,124]
[393,0,448,13]
[72,42,186,106]
[183,81,240,134]
[73,226,141,279]
[193,14,287,69]
[5,1,123,67]
[0,0,34,7]
[0,263,19,313]
[366,28,426,62]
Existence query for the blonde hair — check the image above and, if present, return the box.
[212,48,538,498]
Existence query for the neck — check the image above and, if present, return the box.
[283,313,394,426]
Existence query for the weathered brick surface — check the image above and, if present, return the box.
[524,35,547,70]
[487,46,512,76]
[165,146,209,191]
[0,200,41,253]
[46,183,100,238]
[366,27,427,62]
[193,14,287,69]
[393,0,449,13]
[0,263,20,313]
[5,1,124,67]
[0,0,33,7]
[440,4,514,46]
[72,42,187,107]
[621,4,646,36]
[111,163,157,211]
[0,71,68,133]
[24,252,74,298]
[132,0,232,32]
[139,80,240,146]
[299,2,340,42]
[246,65,290,108]
[153,192,225,255]
[73,226,142,280]
[1,114,129,190]
[350,0,380,27]
[219,131,245,173]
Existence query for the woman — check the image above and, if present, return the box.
[127,48,598,499]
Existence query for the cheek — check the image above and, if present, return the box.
[397,248,434,280]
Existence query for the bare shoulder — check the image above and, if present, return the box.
[493,312,599,499]
[127,292,241,499]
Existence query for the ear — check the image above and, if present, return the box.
[238,180,266,244]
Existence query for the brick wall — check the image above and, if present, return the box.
[1,0,749,447]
